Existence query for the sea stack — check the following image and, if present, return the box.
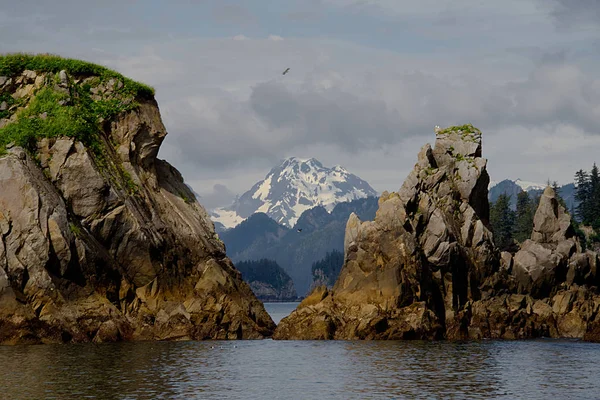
[274,125,600,340]
[0,55,275,344]
[275,124,499,339]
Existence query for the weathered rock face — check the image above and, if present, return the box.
[483,185,600,340]
[275,125,500,339]
[274,125,600,341]
[0,68,275,344]
[510,186,594,297]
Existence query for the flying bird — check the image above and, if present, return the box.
[297,228,302,232]
[282,67,290,75]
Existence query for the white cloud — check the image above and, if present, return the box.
[233,34,248,41]
[268,35,284,41]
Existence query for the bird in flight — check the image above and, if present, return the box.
[297,228,302,232]
[282,67,290,75]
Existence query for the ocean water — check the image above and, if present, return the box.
[263,302,300,324]
[0,303,599,399]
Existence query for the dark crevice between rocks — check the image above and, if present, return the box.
[19,266,30,296]
[374,318,389,334]
[61,330,73,343]
[450,252,469,311]
[420,258,447,338]
[469,170,490,227]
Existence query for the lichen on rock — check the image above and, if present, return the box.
[0,54,275,344]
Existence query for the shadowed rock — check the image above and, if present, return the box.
[0,68,274,344]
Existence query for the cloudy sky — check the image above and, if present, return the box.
[1,0,599,208]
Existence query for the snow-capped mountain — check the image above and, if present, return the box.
[489,178,546,192]
[211,157,378,229]
[488,179,547,208]
[488,178,575,211]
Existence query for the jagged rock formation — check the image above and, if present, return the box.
[0,59,274,344]
[489,186,600,340]
[275,125,499,339]
[511,187,592,297]
[274,125,600,341]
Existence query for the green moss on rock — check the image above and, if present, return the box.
[0,54,153,158]
[0,53,154,97]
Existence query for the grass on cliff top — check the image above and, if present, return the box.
[0,53,155,98]
[0,54,153,158]
[0,87,103,156]
[437,124,480,135]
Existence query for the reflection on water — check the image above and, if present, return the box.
[0,339,599,399]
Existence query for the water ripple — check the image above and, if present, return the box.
[0,339,599,399]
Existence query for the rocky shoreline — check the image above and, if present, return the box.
[274,125,600,341]
[1,57,598,344]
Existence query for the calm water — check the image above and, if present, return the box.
[263,302,300,324]
[0,303,599,399]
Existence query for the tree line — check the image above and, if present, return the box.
[490,191,538,251]
[311,250,344,287]
[574,164,600,231]
[234,259,292,289]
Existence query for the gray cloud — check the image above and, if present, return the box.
[547,0,600,29]
[286,10,323,22]
[160,91,281,169]
[249,80,402,152]
[2,0,600,200]
[154,51,599,194]
[212,4,257,25]
[196,184,237,209]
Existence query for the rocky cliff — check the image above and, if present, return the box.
[0,55,275,344]
[274,125,600,341]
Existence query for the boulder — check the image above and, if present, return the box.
[531,187,574,243]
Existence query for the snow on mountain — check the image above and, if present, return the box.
[210,209,244,230]
[211,157,378,229]
[513,179,546,192]
[488,178,576,211]
[489,178,546,192]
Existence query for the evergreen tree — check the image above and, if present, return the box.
[551,180,567,209]
[574,169,590,223]
[235,259,292,290]
[513,191,534,242]
[590,164,600,229]
[311,250,344,287]
[573,164,600,244]
[490,194,516,251]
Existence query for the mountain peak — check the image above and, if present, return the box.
[212,158,377,228]
[279,157,323,171]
